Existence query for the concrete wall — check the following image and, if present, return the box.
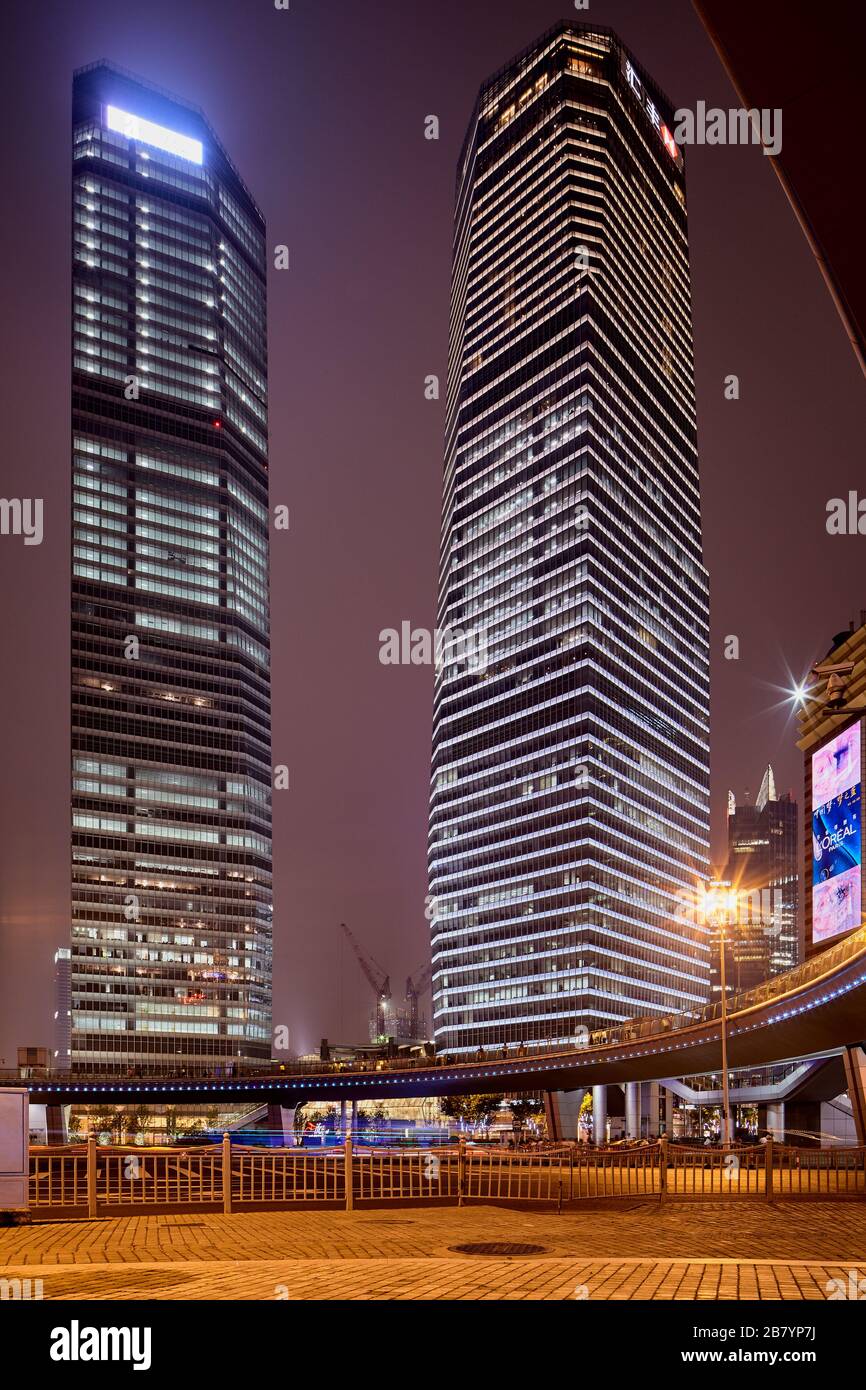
[821,1099,857,1146]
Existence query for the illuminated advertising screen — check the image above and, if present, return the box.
[812,722,862,943]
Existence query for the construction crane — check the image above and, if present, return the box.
[405,963,433,1039]
[340,922,392,1039]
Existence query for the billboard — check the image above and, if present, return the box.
[812,721,862,944]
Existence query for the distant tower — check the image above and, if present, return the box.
[725,765,800,975]
[54,948,72,1071]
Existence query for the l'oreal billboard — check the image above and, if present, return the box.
[812,721,862,944]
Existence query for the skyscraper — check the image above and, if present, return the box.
[70,64,272,1073]
[725,766,800,977]
[428,24,711,1052]
[53,948,72,1072]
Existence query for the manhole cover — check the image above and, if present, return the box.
[450,1242,546,1257]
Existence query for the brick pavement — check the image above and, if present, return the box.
[2,1203,865,1300]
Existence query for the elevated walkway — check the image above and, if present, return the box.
[9,926,866,1114]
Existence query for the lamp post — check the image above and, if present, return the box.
[718,913,732,1147]
[699,882,739,1146]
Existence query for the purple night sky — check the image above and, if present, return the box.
[0,0,863,1061]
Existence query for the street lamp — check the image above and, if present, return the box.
[698,881,739,1146]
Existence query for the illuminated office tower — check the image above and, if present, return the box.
[70,64,271,1072]
[725,767,800,977]
[428,25,711,1051]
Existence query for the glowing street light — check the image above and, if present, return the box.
[697,880,741,1145]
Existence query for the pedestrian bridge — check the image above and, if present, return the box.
[10,925,866,1109]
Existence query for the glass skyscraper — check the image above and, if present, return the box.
[70,64,272,1072]
[428,25,711,1052]
[725,766,800,977]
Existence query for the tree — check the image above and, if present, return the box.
[578,1091,593,1140]
[90,1105,123,1142]
[440,1094,504,1132]
[294,1104,336,1132]
[509,1097,544,1128]
[121,1107,152,1144]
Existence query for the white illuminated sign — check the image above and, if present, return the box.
[106,105,203,165]
[622,59,682,169]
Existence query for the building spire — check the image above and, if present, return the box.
[756,764,777,812]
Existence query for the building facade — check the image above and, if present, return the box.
[428,24,711,1052]
[724,766,800,980]
[70,64,272,1072]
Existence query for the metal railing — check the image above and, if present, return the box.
[231,1146,346,1206]
[97,1145,223,1207]
[667,1143,770,1197]
[29,1149,88,1211]
[354,1145,460,1203]
[27,1136,866,1216]
[29,1138,353,1213]
[572,1143,663,1199]
[464,1145,576,1204]
[771,1143,866,1197]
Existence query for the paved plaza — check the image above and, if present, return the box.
[2,1202,866,1300]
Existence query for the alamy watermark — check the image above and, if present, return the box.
[50,1322,151,1371]
[1,1277,44,1300]
[826,1270,866,1300]
[826,492,866,535]
[624,60,782,157]
[0,497,43,545]
[672,102,782,156]
[379,621,488,674]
